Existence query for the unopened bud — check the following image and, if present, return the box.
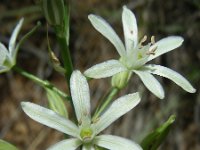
[111,71,132,89]
[46,88,68,117]
[41,0,65,26]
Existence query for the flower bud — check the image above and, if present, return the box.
[41,0,65,26]
[46,88,68,118]
[111,71,132,89]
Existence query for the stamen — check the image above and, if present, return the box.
[151,36,155,45]
[141,35,147,44]
[138,35,147,49]
[146,46,157,55]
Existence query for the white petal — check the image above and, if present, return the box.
[70,71,91,123]
[94,135,142,150]
[122,6,138,54]
[47,138,82,150]
[88,14,126,57]
[134,70,165,99]
[21,102,79,137]
[147,36,184,61]
[145,64,196,93]
[9,18,24,56]
[0,43,8,65]
[84,60,127,79]
[94,93,140,134]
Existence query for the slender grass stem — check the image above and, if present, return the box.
[93,87,119,120]
[13,66,70,100]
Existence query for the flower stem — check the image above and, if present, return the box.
[13,66,70,100]
[93,87,119,120]
[56,35,73,85]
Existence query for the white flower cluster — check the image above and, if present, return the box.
[1,5,195,150]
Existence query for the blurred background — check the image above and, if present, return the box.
[0,0,199,149]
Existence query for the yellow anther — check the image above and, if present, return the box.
[151,36,155,45]
[146,46,157,55]
[141,35,147,43]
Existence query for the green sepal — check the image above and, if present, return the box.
[141,115,176,150]
[111,71,132,89]
[46,88,68,118]
[0,140,19,150]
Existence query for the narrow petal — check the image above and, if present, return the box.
[47,138,82,150]
[94,135,142,150]
[88,14,126,57]
[0,43,8,65]
[122,6,138,54]
[21,102,79,138]
[94,93,140,134]
[70,71,91,123]
[84,60,127,79]
[134,70,165,99]
[147,36,184,61]
[145,64,196,93]
[9,18,24,56]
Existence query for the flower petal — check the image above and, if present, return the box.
[122,6,138,53]
[9,18,24,56]
[94,135,142,150]
[21,102,79,137]
[84,60,127,79]
[145,64,196,93]
[133,69,165,99]
[147,36,184,62]
[47,138,82,150]
[0,43,8,65]
[88,14,126,57]
[94,92,140,134]
[70,71,91,123]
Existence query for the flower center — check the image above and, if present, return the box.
[80,127,93,143]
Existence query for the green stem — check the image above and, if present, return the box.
[93,87,119,120]
[57,36,73,84]
[13,66,70,100]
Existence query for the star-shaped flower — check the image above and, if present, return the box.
[0,18,24,73]
[21,70,142,150]
[84,6,196,99]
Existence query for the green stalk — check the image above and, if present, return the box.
[57,35,73,84]
[13,66,70,100]
[93,87,119,120]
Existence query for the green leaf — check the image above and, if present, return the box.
[141,115,176,150]
[0,140,19,150]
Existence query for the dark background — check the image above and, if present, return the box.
[0,0,199,149]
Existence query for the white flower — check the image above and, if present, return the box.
[0,18,24,73]
[21,70,142,150]
[84,6,196,99]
